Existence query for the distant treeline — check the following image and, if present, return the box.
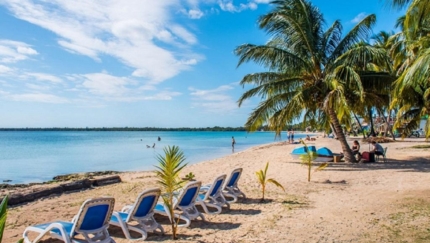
[0,124,307,132]
[0,126,249,132]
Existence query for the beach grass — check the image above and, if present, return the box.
[363,196,430,243]
[411,145,430,149]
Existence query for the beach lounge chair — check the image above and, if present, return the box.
[109,188,163,240]
[154,181,204,228]
[197,174,228,214]
[23,197,115,243]
[375,147,388,163]
[223,168,246,203]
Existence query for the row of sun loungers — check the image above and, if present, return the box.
[22,168,246,243]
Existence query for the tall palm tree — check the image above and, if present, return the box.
[386,0,430,138]
[367,31,398,138]
[235,0,391,162]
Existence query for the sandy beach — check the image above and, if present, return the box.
[3,135,430,243]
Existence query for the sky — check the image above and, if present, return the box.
[0,0,404,128]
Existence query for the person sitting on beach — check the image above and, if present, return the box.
[305,135,311,141]
[352,140,361,158]
[371,141,384,156]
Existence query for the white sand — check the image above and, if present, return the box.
[3,135,430,242]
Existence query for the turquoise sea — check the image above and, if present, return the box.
[0,131,306,184]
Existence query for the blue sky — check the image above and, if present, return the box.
[0,0,403,128]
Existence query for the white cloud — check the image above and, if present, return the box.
[351,12,367,23]
[218,0,260,13]
[0,0,267,90]
[74,72,183,102]
[16,45,38,55]
[0,0,199,83]
[26,73,62,83]
[0,89,10,95]
[8,93,68,103]
[189,84,238,113]
[189,9,204,19]
[80,73,134,96]
[25,83,52,91]
[143,91,182,100]
[0,40,38,63]
[169,25,198,45]
[0,64,13,74]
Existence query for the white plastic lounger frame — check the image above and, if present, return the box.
[197,174,228,214]
[223,168,246,203]
[109,188,164,240]
[154,181,204,228]
[23,197,116,243]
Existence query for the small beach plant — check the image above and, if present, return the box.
[299,139,328,182]
[255,162,285,202]
[154,145,187,240]
[0,195,7,243]
[183,172,196,181]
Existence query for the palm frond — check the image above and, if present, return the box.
[0,195,8,243]
[235,44,309,71]
[329,14,376,62]
[267,179,286,191]
[314,163,328,171]
[255,170,266,185]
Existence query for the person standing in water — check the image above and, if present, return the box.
[232,136,236,152]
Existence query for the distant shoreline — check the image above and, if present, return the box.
[0,127,304,132]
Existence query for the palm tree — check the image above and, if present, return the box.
[386,0,430,138]
[255,162,285,202]
[154,146,187,240]
[235,0,391,162]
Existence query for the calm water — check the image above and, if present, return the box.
[0,131,305,184]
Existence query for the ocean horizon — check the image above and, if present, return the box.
[0,131,307,184]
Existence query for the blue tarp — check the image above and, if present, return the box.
[291,146,317,155]
[317,147,333,156]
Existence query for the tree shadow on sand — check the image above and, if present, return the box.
[109,225,208,242]
[322,156,430,173]
[190,221,241,230]
[224,208,261,215]
[239,197,273,204]
[138,233,205,242]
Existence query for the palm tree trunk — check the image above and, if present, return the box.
[353,113,365,138]
[329,123,338,139]
[377,108,396,140]
[368,107,376,136]
[262,185,265,202]
[328,108,356,162]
